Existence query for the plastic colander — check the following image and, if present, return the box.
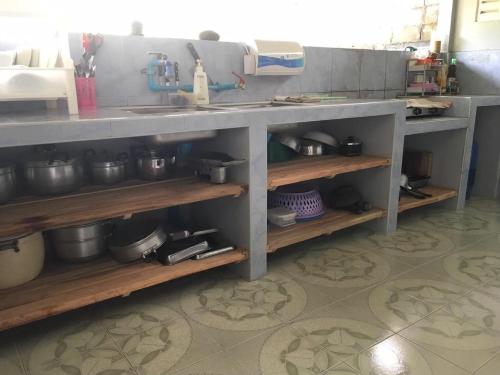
[268,185,325,221]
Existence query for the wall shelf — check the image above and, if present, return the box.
[0,177,247,238]
[267,208,385,252]
[267,155,391,190]
[0,249,247,331]
[398,185,457,213]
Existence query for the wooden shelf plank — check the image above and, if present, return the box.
[0,177,246,238]
[398,185,457,213]
[0,249,247,331]
[267,208,385,252]
[267,155,391,189]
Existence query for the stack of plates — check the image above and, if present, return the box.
[268,207,297,227]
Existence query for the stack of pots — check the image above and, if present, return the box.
[84,149,128,185]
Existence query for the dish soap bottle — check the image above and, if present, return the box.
[193,59,209,104]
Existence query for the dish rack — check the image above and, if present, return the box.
[0,67,78,114]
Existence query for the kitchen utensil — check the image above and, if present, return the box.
[186,42,214,85]
[408,175,431,189]
[174,62,180,86]
[339,136,362,156]
[269,185,325,221]
[24,151,83,195]
[85,149,128,185]
[299,140,323,156]
[50,220,112,263]
[168,228,218,242]
[189,151,245,184]
[330,185,372,214]
[268,207,297,227]
[301,131,338,148]
[274,133,301,153]
[108,220,167,263]
[163,240,210,265]
[0,232,44,289]
[136,149,175,180]
[0,163,16,204]
[195,245,235,260]
[400,174,432,199]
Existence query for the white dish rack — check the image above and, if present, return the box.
[0,67,78,114]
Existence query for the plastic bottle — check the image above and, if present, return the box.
[447,58,458,94]
[193,59,209,104]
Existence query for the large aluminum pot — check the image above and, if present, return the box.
[85,149,128,185]
[0,232,45,289]
[0,164,16,204]
[24,152,83,195]
[50,220,112,263]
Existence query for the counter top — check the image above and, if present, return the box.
[0,99,406,148]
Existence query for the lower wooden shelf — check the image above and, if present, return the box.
[0,249,247,331]
[398,185,457,213]
[267,208,385,252]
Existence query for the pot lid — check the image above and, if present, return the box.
[91,159,125,168]
[108,220,165,248]
[24,154,78,168]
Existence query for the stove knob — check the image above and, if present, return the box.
[413,108,423,116]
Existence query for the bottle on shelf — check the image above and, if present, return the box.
[193,59,209,105]
[446,58,459,95]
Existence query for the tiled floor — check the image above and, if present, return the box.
[2,196,500,374]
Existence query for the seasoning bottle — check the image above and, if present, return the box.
[193,59,209,104]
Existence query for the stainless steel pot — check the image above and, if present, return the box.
[50,220,112,263]
[0,232,44,289]
[108,220,167,263]
[0,164,16,204]
[24,152,83,195]
[300,140,323,156]
[85,149,128,185]
[136,150,175,181]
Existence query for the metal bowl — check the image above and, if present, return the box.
[274,133,301,153]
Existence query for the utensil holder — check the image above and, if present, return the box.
[75,77,96,110]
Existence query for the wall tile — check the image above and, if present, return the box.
[332,48,361,91]
[453,50,500,95]
[331,91,360,99]
[299,46,333,94]
[384,89,404,99]
[359,90,385,99]
[360,50,387,90]
[385,51,410,90]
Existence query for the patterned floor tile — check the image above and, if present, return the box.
[320,362,360,374]
[401,206,500,246]
[18,319,135,375]
[474,352,500,375]
[399,290,500,372]
[343,224,458,267]
[170,350,250,375]
[442,237,500,297]
[278,239,411,303]
[343,335,469,375]
[0,330,25,375]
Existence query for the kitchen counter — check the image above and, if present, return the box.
[0,99,405,148]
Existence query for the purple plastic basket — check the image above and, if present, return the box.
[268,185,325,221]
